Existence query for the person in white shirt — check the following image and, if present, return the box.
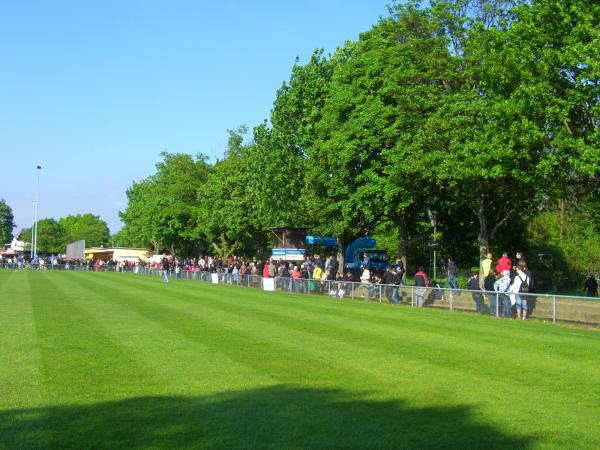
[511,261,532,320]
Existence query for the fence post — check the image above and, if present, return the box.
[351,283,354,300]
[411,287,414,307]
[379,285,382,303]
[552,295,556,324]
[496,293,499,317]
[450,290,453,311]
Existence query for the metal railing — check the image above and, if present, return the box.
[2,263,599,327]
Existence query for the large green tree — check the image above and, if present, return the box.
[196,125,306,258]
[495,0,600,179]
[120,152,211,255]
[376,0,540,261]
[20,219,67,255]
[196,127,258,257]
[59,214,110,247]
[0,199,15,245]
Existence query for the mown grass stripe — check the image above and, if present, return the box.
[0,272,46,410]
[55,271,276,394]
[29,272,162,402]
[0,271,48,450]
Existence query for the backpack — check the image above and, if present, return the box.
[518,272,533,294]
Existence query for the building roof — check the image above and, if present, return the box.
[86,247,150,252]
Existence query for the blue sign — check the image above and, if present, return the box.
[271,248,306,260]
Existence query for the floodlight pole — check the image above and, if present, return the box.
[33,165,41,259]
[30,217,34,260]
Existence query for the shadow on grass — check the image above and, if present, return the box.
[0,386,532,449]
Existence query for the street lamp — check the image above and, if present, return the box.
[33,165,41,259]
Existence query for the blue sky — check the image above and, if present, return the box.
[1,0,389,234]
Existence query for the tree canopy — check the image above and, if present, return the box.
[115,0,599,289]
[0,199,15,245]
[59,214,110,247]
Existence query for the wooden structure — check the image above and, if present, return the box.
[267,227,307,261]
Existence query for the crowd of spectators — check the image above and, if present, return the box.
[476,251,535,319]
[2,250,598,306]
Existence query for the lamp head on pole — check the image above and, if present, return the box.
[426,208,436,227]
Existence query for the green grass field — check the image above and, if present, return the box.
[1,270,599,449]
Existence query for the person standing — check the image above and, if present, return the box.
[468,271,484,313]
[515,252,526,267]
[446,256,458,293]
[414,266,429,307]
[330,255,339,277]
[585,274,598,297]
[395,257,406,286]
[494,270,512,317]
[511,260,533,320]
[291,265,301,293]
[300,263,309,293]
[360,265,372,299]
[336,272,347,298]
[484,268,498,316]
[268,259,276,279]
[161,256,170,283]
[363,253,370,268]
[313,264,324,294]
[382,267,395,302]
[325,255,332,273]
[496,252,512,275]
[480,251,493,289]
[389,268,401,304]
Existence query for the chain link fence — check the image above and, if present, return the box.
[2,263,599,328]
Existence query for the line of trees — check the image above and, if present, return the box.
[117,0,599,290]
[1,199,111,255]
[19,214,110,255]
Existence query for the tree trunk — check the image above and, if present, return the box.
[559,198,565,243]
[478,192,489,260]
[398,212,409,281]
[336,240,346,275]
[478,192,490,288]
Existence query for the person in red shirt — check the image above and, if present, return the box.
[291,265,301,292]
[496,252,512,274]
[414,266,429,307]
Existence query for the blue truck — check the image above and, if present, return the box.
[343,237,389,274]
